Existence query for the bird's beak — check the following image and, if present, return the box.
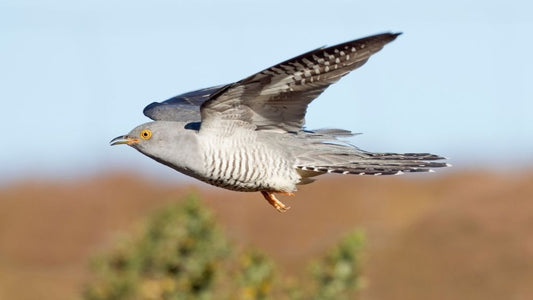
[110,135,139,146]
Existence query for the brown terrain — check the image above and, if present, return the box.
[1,169,532,300]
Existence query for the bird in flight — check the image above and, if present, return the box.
[111,32,448,212]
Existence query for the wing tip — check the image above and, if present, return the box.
[387,32,403,42]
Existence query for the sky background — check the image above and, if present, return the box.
[1,0,532,184]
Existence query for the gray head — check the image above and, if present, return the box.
[110,121,203,177]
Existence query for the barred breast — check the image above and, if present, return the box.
[199,136,299,193]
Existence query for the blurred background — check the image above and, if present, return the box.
[1,0,532,299]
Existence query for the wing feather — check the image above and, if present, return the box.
[200,32,401,132]
[143,84,228,122]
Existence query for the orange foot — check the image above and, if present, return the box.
[277,192,295,197]
[260,191,291,212]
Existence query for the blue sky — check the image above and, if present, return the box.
[1,0,532,183]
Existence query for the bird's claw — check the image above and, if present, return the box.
[261,191,291,213]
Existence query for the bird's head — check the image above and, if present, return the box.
[110,121,196,150]
[110,121,203,175]
[110,122,158,149]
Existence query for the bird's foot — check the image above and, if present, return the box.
[261,191,290,213]
[277,192,295,197]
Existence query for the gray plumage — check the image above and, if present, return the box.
[111,32,449,212]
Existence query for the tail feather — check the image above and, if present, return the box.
[289,129,449,179]
[364,152,446,161]
[296,153,449,177]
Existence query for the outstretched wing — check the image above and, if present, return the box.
[143,84,228,122]
[200,32,401,133]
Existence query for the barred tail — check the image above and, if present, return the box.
[296,152,450,176]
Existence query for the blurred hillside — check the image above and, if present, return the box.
[1,170,532,300]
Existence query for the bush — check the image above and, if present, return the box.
[310,230,365,300]
[84,195,364,300]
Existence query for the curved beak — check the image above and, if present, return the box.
[110,135,139,146]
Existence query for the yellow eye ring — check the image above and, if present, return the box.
[140,129,152,140]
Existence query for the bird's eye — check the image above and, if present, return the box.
[140,129,152,140]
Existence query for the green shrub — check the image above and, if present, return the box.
[84,196,229,300]
[233,250,276,300]
[84,195,364,300]
[310,230,365,300]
